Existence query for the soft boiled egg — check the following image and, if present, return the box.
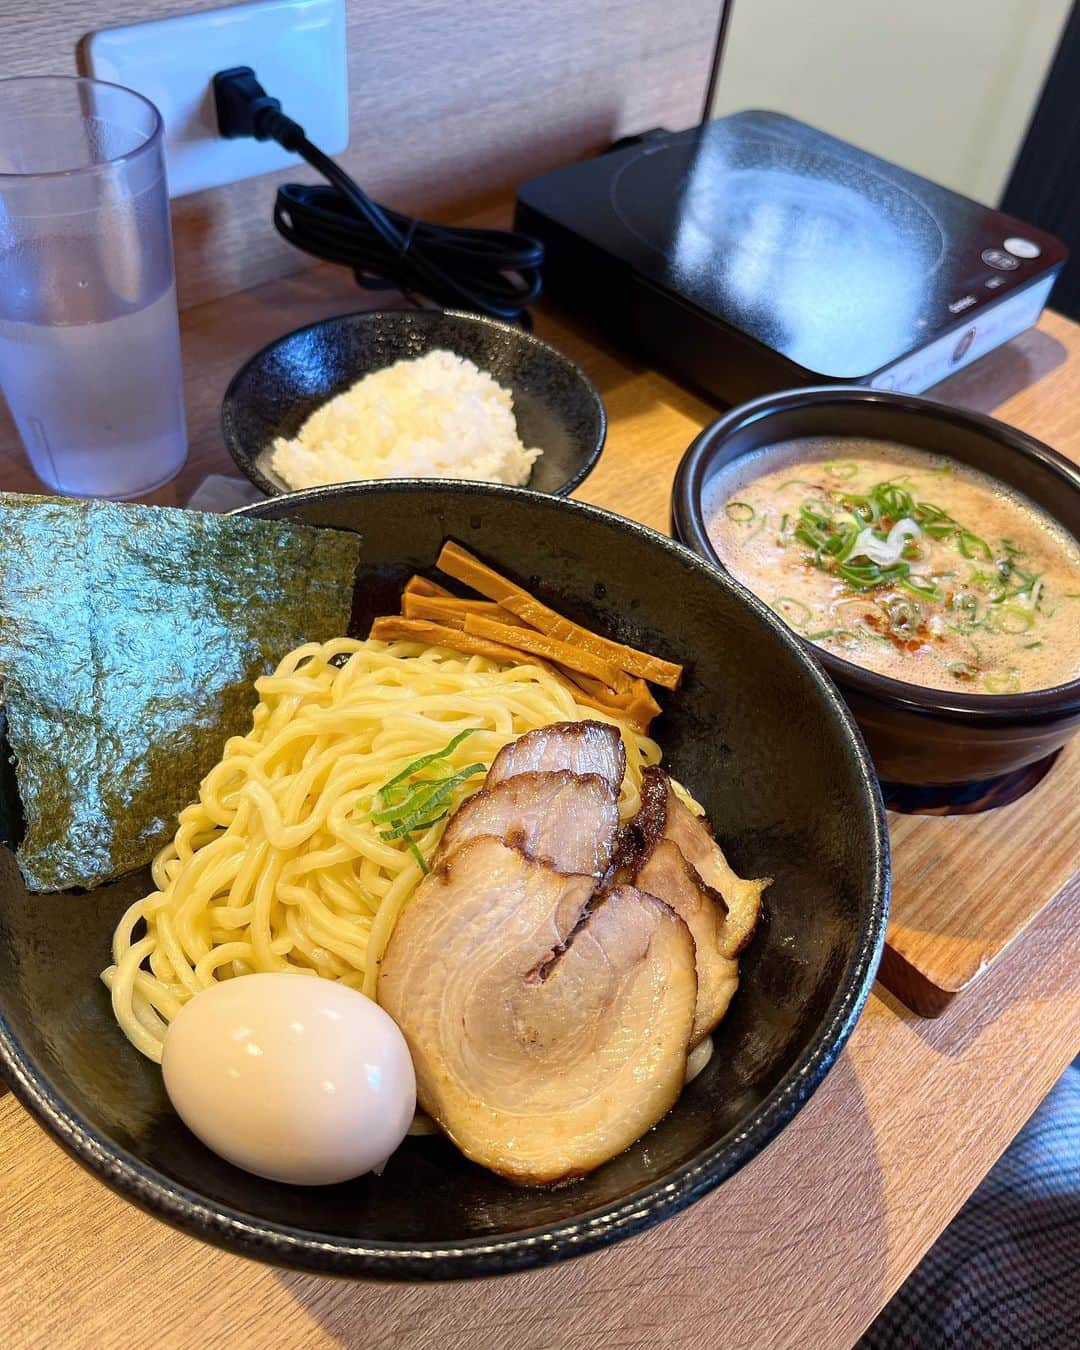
[162,972,416,1185]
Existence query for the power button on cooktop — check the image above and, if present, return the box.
[1004,236,1041,259]
[981,248,1020,271]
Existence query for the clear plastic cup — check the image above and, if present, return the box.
[0,76,187,499]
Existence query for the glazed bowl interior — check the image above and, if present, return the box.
[673,386,1080,724]
[220,309,606,498]
[0,483,887,1279]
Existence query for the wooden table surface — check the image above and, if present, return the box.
[2,269,1079,1349]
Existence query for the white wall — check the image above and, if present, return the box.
[711,0,1071,206]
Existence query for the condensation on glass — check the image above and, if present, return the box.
[0,76,187,498]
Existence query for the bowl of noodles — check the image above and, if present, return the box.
[0,482,888,1279]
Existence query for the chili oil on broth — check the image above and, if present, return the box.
[703,437,1080,694]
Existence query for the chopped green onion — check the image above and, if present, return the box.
[948,591,983,627]
[405,839,430,874]
[800,497,837,522]
[803,627,858,646]
[363,729,486,867]
[368,762,465,821]
[836,560,911,591]
[822,523,860,560]
[993,605,1035,635]
[794,503,833,552]
[882,595,922,638]
[770,597,813,629]
[725,501,756,523]
[776,475,1050,645]
[833,491,876,525]
[947,661,978,680]
[982,670,1021,695]
[914,501,952,523]
[1024,640,1043,650]
[957,530,992,561]
[377,728,478,795]
[993,556,1039,601]
[870,482,915,521]
[900,573,943,601]
[376,765,487,838]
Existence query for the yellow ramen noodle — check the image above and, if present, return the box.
[103,637,661,1061]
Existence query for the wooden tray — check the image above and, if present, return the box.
[880,738,1080,1015]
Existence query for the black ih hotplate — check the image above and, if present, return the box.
[516,112,1068,405]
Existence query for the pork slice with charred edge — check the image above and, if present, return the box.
[378,836,697,1185]
[612,766,767,1045]
[435,770,618,877]
[486,719,626,793]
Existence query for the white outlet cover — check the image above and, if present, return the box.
[85,0,348,198]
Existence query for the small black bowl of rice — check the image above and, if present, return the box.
[221,308,607,498]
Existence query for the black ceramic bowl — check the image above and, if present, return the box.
[672,386,1080,788]
[0,483,888,1279]
[221,309,606,497]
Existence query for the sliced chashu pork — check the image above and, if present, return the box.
[618,766,767,1045]
[634,838,736,1047]
[486,719,625,791]
[437,770,618,877]
[658,771,766,957]
[378,836,696,1184]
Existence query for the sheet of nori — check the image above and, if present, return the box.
[0,493,361,892]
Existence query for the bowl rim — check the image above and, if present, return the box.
[219,306,608,500]
[672,384,1080,724]
[0,481,890,1281]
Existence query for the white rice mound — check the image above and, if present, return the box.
[268,348,543,490]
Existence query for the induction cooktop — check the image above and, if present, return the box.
[516,112,1068,404]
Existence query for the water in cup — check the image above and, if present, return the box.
[0,76,188,500]
[0,238,187,499]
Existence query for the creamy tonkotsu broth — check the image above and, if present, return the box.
[705,437,1080,694]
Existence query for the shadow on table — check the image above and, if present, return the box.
[536,306,720,420]
[548,308,1071,446]
[926,327,1068,418]
[274,1053,890,1350]
[872,876,1080,1060]
[543,306,1071,436]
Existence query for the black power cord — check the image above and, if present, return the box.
[213,67,544,324]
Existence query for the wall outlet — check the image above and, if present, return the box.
[84,0,348,199]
